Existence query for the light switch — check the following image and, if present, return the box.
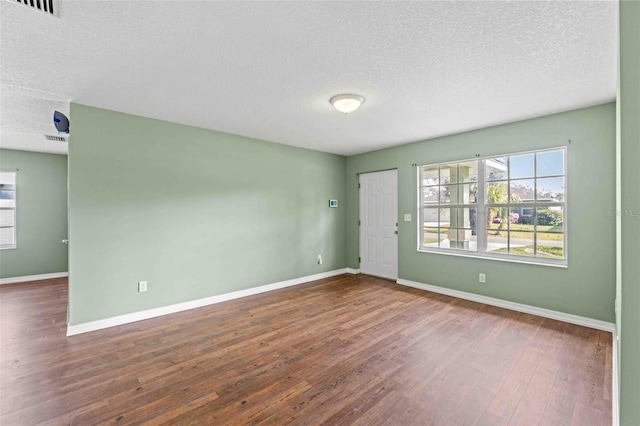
[404,214,412,222]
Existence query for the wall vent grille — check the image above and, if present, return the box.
[15,0,58,17]
[44,134,67,142]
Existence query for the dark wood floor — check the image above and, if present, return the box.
[0,274,611,425]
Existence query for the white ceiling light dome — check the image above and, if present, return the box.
[330,94,365,114]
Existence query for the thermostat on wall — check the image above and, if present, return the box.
[329,199,338,208]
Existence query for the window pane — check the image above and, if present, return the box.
[451,207,469,228]
[457,161,478,183]
[0,210,15,227]
[445,228,475,251]
[439,185,452,203]
[440,185,458,204]
[486,181,508,204]
[508,232,535,257]
[422,187,440,204]
[0,227,15,246]
[510,179,534,202]
[468,208,479,234]
[439,208,453,228]
[537,234,564,259]
[537,150,564,177]
[486,157,508,180]
[468,182,479,204]
[517,207,534,225]
[536,177,564,202]
[422,166,439,186]
[488,207,509,232]
[536,207,564,232]
[440,165,455,185]
[423,227,442,247]
[509,207,530,230]
[510,153,534,179]
[446,184,458,204]
[486,230,508,253]
[423,208,440,227]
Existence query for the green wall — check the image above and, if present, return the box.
[0,149,68,278]
[618,1,640,423]
[68,104,346,325]
[347,103,616,322]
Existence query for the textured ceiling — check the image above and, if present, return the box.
[0,1,618,156]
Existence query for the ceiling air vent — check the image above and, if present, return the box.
[45,134,67,142]
[15,0,59,17]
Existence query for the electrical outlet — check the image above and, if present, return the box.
[138,281,148,292]
[317,254,323,265]
[479,273,486,283]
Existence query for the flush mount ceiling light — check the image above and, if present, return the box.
[330,94,364,114]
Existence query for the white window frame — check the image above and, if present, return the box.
[417,147,567,267]
[0,171,17,250]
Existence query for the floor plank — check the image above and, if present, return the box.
[0,275,612,425]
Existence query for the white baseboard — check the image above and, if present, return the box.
[612,327,619,426]
[346,268,360,274]
[0,272,68,285]
[67,268,350,336]
[396,278,616,333]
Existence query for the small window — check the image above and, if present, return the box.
[0,172,17,250]
[419,148,566,266]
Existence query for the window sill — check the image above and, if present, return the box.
[417,247,568,268]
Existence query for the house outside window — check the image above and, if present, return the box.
[0,172,17,250]
[419,148,566,266]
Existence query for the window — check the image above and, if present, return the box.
[0,172,17,250]
[419,148,566,266]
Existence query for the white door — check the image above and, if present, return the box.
[359,170,398,279]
